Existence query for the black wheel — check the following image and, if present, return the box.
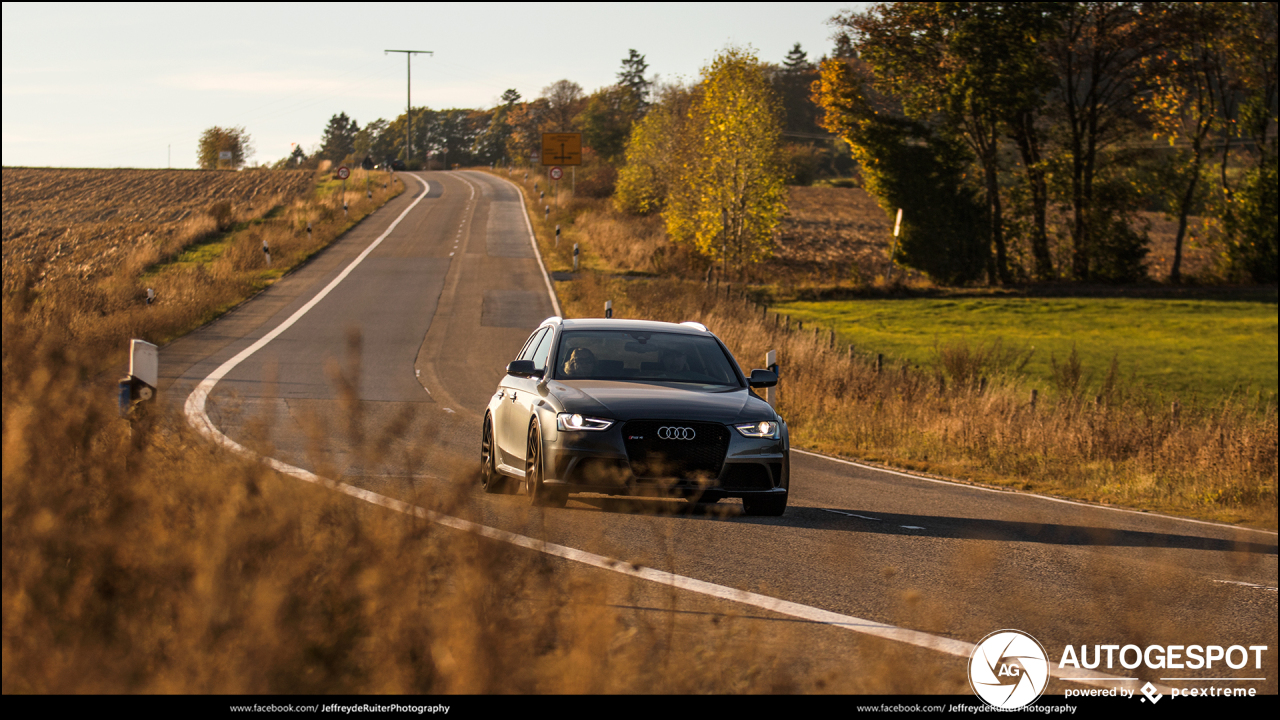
[480,414,508,494]
[526,422,567,508]
[742,493,787,517]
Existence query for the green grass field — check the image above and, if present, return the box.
[775,293,1278,402]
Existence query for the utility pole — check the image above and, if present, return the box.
[384,49,433,164]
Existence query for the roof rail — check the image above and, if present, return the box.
[679,321,708,332]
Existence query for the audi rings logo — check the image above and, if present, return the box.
[969,629,1049,709]
[657,426,696,440]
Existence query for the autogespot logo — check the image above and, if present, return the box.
[657,426,696,440]
[969,629,1050,709]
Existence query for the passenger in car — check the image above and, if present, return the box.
[563,347,597,377]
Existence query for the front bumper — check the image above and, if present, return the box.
[541,420,788,498]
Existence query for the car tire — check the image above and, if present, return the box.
[742,493,787,517]
[526,422,567,508]
[480,414,508,494]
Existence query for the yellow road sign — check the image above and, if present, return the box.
[541,133,581,166]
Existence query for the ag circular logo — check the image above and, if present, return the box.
[969,629,1049,709]
[657,426,696,440]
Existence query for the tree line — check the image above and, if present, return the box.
[815,2,1277,284]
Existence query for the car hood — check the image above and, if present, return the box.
[548,380,770,423]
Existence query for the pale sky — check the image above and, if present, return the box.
[2,2,862,169]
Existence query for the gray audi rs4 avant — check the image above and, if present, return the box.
[481,317,789,515]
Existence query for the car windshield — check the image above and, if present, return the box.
[554,330,741,386]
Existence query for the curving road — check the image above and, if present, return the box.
[160,170,1277,694]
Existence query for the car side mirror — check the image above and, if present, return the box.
[748,369,777,388]
[507,359,542,378]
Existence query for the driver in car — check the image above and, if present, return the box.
[562,347,597,378]
[659,348,691,377]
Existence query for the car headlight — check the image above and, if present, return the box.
[735,421,779,439]
[556,413,614,432]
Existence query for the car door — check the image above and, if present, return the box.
[503,327,555,468]
[494,326,545,461]
[496,328,546,467]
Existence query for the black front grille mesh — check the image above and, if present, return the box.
[622,420,730,479]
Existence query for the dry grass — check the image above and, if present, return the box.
[2,167,403,371]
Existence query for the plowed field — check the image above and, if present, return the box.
[2,168,314,285]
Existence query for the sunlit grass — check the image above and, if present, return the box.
[774,293,1279,401]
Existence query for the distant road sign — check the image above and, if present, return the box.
[336,166,350,180]
[541,133,581,166]
[549,166,563,180]
[218,151,232,161]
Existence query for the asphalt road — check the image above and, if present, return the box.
[161,170,1278,694]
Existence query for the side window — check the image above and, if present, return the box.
[531,328,556,372]
[518,328,547,362]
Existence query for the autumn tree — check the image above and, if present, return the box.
[614,83,697,215]
[665,48,787,276]
[581,85,641,164]
[813,56,989,284]
[541,79,584,131]
[1047,2,1166,281]
[197,125,253,169]
[838,3,1061,284]
[1142,3,1233,283]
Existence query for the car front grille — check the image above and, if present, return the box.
[621,420,730,480]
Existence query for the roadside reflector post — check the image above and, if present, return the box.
[545,205,550,218]
[145,288,155,305]
[263,239,271,267]
[118,339,158,416]
[887,208,903,282]
[573,243,579,272]
[307,221,312,236]
[555,224,561,246]
[766,350,778,409]
[605,300,613,319]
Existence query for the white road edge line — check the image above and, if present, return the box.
[181,172,1149,693]
[795,449,1278,537]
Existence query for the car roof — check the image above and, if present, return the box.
[550,318,710,335]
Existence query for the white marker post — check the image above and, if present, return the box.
[605,300,613,319]
[119,339,158,415]
[765,349,778,409]
[263,239,271,267]
[887,208,903,282]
